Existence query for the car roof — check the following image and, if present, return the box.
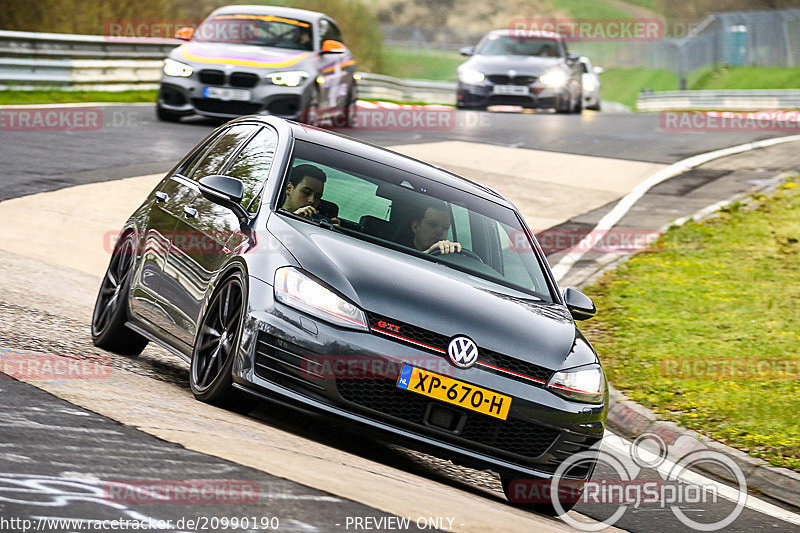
[209,4,328,22]
[232,116,514,208]
[488,28,564,40]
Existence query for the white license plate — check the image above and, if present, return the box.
[203,87,251,101]
[493,85,529,96]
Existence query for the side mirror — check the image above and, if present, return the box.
[321,40,346,54]
[175,27,195,41]
[593,66,605,75]
[564,287,596,321]
[460,46,474,56]
[198,175,249,223]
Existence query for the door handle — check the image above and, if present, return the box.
[154,191,168,202]
[183,206,198,218]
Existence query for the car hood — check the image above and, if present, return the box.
[172,41,314,70]
[268,216,595,371]
[463,55,566,76]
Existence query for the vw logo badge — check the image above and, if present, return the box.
[508,69,517,78]
[448,336,478,369]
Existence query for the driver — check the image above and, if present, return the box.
[282,164,327,217]
[410,201,462,255]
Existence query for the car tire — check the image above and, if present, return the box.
[500,473,581,516]
[301,88,320,127]
[156,103,183,122]
[91,233,149,356]
[587,101,601,111]
[572,96,583,114]
[189,271,257,413]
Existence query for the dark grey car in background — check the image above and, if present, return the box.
[156,5,357,124]
[91,116,606,514]
[457,29,583,113]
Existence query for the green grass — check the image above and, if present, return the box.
[598,65,800,110]
[375,46,464,82]
[688,65,800,90]
[583,179,800,471]
[546,0,639,19]
[0,89,157,105]
[598,67,677,108]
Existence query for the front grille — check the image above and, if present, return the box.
[191,98,262,116]
[254,332,325,393]
[198,69,225,85]
[487,74,537,85]
[230,72,259,88]
[543,433,602,477]
[367,313,449,353]
[480,349,553,383]
[367,312,553,385]
[337,378,559,460]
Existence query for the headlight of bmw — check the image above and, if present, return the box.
[583,77,598,92]
[274,267,368,331]
[163,58,194,78]
[267,70,310,87]
[458,68,485,84]
[547,364,605,403]
[539,69,568,88]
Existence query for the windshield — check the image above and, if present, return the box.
[277,140,554,302]
[476,35,562,57]
[193,14,314,51]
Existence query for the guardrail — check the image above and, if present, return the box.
[638,90,800,111]
[0,29,179,59]
[0,30,457,103]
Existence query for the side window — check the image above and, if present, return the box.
[226,126,278,212]
[319,19,343,44]
[580,61,589,74]
[189,125,257,182]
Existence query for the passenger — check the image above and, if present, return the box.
[409,201,462,255]
[540,44,558,57]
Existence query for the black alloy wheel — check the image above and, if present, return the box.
[190,272,256,412]
[91,233,148,356]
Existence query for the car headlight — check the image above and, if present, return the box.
[547,364,605,403]
[459,68,485,84]
[274,267,368,331]
[163,58,193,78]
[267,71,310,87]
[583,77,598,92]
[539,69,568,88]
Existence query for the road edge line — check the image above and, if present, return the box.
[550,133,800,283]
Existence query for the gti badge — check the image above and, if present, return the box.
[448,336,478,369]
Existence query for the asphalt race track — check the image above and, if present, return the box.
[2,103,800,533]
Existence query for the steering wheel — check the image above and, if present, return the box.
[429,247,484,262]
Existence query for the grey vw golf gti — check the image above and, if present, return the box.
[92,116,607,514]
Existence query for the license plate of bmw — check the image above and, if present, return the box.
[203,87,251,101]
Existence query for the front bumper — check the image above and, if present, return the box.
[158,73,313,120]
[457,82,565,109]
[233,277,606,480]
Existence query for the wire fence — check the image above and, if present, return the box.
[381,8,800,73]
